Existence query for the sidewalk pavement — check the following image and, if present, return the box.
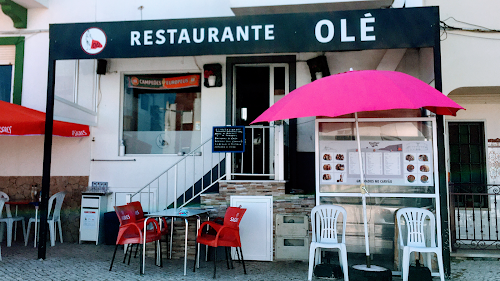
[0,241,498,280]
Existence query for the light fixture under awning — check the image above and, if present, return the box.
[0,101,90,137]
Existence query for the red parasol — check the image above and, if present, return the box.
[0,101,90,137]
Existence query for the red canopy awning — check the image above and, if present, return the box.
[0,101,90,137]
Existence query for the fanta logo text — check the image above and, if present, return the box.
[230,217,239,223]
[0,126,12,134]
[72,130,88,137]
[121,214,131,221]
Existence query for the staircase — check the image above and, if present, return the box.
[128,137,226,212]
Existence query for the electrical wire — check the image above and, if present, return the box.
[441,17,499,32]
[440,17,500,41]
[442,31,500,41]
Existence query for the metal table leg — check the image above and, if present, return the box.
[13,205,18,241]
[184,218,188,276]
[196,215,201,268]
[34,207,38,248]
[169,216,174,259]
[206,216,210,262]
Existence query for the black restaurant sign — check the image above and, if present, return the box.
[48,7,439,60]
[213,126,245,153]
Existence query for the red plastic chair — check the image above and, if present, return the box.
[128,201,168,235]
[109,204,162,274]
[194,206,247,278]
[127,201,169,264]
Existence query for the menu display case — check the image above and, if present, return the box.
[317,118,436,195]
[315,117,441,265]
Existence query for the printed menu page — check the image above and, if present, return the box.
[366,152,383,175]
[384,153,401,176]
[319,140,433,186]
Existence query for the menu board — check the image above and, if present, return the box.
[320,140,433,186]
[212,126,245,153]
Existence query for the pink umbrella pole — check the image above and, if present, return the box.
[355,112,371,268]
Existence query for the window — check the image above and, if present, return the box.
[122,73,202,154]
[0,45,15,102]
[54,60,97,112]
[0,65,12,102]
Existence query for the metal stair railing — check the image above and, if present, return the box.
[128,137,226,213]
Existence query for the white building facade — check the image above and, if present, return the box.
[1,0,499,274]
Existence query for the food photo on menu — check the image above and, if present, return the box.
[323,153,332,161]
[405,154,415,161]
[407,174,416,183]
[419,154,429,161]
[322,173,332,181]
[407,164,414,172]
[421,175,429,183]
[335,163,345,171]
[420,165,430,172]
[323,164,332,171]
[335,153,345,161]
[336,173,344,183]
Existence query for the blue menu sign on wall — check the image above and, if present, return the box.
[213,126,245,153]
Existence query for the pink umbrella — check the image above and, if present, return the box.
[251,70,464,272]
[251,70,463,124]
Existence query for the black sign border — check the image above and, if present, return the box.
[49,7,439,60]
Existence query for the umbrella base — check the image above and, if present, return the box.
[314,263,343,278]
[350,264,392,281]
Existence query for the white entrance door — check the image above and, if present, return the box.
[230,195,273,261]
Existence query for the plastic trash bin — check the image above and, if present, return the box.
[104,211,119,245]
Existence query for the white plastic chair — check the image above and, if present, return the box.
[0,192,26,247]
[308,205,349,281]
[396,207,444,281]
[25,191,66,247]
[0,192,12,217]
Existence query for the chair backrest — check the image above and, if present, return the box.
[396,207,436,248]
[114,204,137,226]
[223,206,246,228]
[0,198,6,218]
[48,191,66,221]
[0,191,11,217]
[0,191,9,201]
[128,201,145,220]
[311,205,347,244]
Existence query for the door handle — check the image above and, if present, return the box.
[241,108,247,121]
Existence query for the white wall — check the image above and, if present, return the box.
[0,136,91,176]
[425,0,500,96]
[425,0,500,183]
[89,55,227,187]
[451,103,500,141]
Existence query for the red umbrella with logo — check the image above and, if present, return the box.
[0,101,90,137]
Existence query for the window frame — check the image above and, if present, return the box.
[120,71,202,156]
[0,37,24,105]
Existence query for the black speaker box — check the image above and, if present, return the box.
[97,59,107,75]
